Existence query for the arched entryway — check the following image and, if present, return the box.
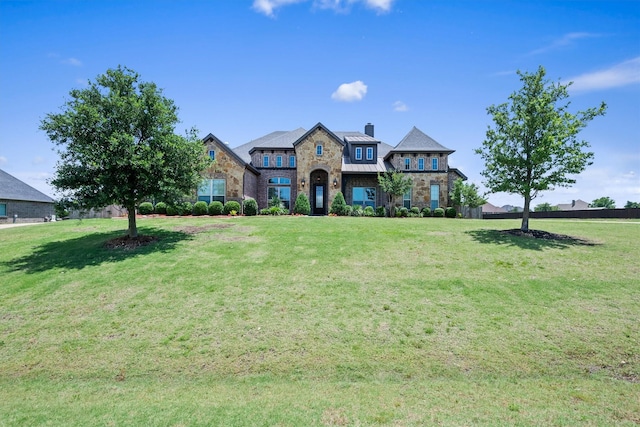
[310,169,328,215]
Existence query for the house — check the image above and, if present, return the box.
[556,199,590,211]
[0,168,54,223]
[481,202,507,214]
[199,123,466,215]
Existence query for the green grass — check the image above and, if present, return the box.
[1,216,638,426]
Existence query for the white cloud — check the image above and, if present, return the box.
[0,156,7,166]
[565,57,640,92]
[253,0,394,16]
[392,101,408,112]
[331,80,367,102]
[528,32,599,56]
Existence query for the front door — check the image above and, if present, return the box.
[313,184,326,215]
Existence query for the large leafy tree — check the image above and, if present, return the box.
[590,196,616,209]
[475,66,606,232]
[377,170,413,217]
[41,66,209,238]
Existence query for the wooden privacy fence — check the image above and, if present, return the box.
[483,208,640,220]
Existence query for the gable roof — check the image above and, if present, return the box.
[387,127,454,156]
[203,133,260,175]
[293,122,345,147]
[247,127,307,154]
[0,169,54,203]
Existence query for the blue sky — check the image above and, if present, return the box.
[1,0,639,208]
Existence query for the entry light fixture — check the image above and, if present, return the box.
[301,178,306,187]
[333,178,338,187]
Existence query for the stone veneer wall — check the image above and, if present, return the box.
[0,200,54,224]
[388,153,449,172]
[294,128,343,207]
[205,141,245,204]
[404,172,449,209]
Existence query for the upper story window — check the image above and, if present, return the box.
[366,147,374,160]
[209,150,215,161]
[418,158,424,170]
[263,155,269,167]
[289,155,296,168]
[432,157,438,170]
[355,147,362,160]
[316,145,323,156]
[404,158,411,170]
[276,155,283,167]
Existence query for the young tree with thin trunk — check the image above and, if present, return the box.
[41,66,210,239]
[377,170,413,218]
[475,66,606,232]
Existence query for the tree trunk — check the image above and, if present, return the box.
[127,205,138,239]
[521,195,531,232]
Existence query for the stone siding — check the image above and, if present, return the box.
[251,149,295,169]
[342,175,383,207]
[204,140,245,204]
[404,172,449,209]
[387,153,449,172]
[0,200,54,224]
[295,127,343,208]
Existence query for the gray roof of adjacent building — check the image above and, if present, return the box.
[0,169,54,203]
[388,126,454,155]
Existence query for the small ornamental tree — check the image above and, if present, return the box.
[293,193,311,215]
[449,178,487,218]
[40,66,209,239]
[377,170,413,218]
[475,66,606,232]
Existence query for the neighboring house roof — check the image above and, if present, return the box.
[482,202,507,213]
[556,199,590,211]
[0,169,54,203]
[203,133,260,175]
[387,126,454,157]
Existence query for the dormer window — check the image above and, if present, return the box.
[366,147,374,160]
[355,147,362,160]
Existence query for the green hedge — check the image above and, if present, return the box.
[138,202,154,215]
[208,201,224,215]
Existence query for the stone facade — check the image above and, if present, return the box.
[294,127,344,213]
[203,123,465,215]
[204,137,246,205]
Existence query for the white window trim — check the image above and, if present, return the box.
[316,145,323,156]
[418,157,424,170]
[263,155,269,167]
[276,155,283,167]
[355,147,362,160]
[366,147,374,160]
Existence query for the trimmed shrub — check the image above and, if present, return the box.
[166,204,178,216]
[421,207,431,217]
[363,206,375,217]
[180,202,193,216]
[138,202,154,215]
[154,202,167,214]
[260,208,271,215]
[330,191,349,216]
[350,205,363,217]
[224,201,241,215]
[193,201,208,216]
[293,193,311,215]
[268,196,282,208]
[433,207,445,217]
[445,206,457,218]
[409,207,421,217]
[243,198,258,216]
[375,206,386,217]
[208,201,224,215]
[398,207,408,217]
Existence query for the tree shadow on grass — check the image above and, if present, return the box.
[2,227,192,274]
[466,228,599,251]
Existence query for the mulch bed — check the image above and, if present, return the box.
[104,235,158,250]
[501,229,595,245]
